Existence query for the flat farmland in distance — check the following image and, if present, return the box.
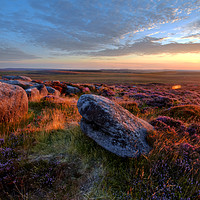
[0,70,200,84]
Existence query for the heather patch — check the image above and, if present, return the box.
[150,116,187,135]
[146,95,175,108]
[0,146,81,199]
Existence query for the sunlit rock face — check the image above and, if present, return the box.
[0,82,28,123]
[77,94,153,158]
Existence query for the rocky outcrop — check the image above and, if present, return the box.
[2,75,32,82]
[0,80,35,89]
[0,82,28,123]
[46,86,60,96]
[30,84,48,97]
[25,88,40,101]
[66,85,81,94]
[77,94,153,158]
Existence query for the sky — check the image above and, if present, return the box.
[0,0,200,70]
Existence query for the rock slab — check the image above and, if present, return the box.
[0,82,28,122]
[0,80,35,89]
[2,75,32,82]
[77,94,153,157]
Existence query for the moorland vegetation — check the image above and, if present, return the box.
[0,72,199,199]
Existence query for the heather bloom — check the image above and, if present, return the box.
[146,95,174,108]
[150,116,187,135]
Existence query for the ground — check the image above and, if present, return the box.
[0,70,199,199]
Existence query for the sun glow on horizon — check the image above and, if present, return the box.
[1,52,199,70]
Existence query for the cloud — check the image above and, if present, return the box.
[179,19,200,39]
[0,0,199,58]
[182,33,200,39]
[0,47,40,61]
[185,19,200,32]
[90,37,200,56]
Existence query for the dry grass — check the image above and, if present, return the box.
[28,94,44,102]
[0,112,32,137]
[0,97,81,140]
[37,108,66,131]
[29,97,81,132]
[162,105,200,123]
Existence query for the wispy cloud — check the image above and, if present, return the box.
[184,19,200,33]
[0,47,40,61]
[90,37,200,56]
[182,33,200,39]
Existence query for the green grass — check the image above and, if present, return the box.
[29,125,200,199]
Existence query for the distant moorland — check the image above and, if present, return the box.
[1,69,200,84]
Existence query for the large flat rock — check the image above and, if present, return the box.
[77,94,154,158]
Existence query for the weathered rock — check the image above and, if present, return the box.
[46,86,60,96]
[37,84,48,96]
[25,88,40,101]
[0,79,35,89]
[2,75,32,82]
[77,94,153,158]
[0,82,28,122]
[66,85,81,94]
[30,84,48,96]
